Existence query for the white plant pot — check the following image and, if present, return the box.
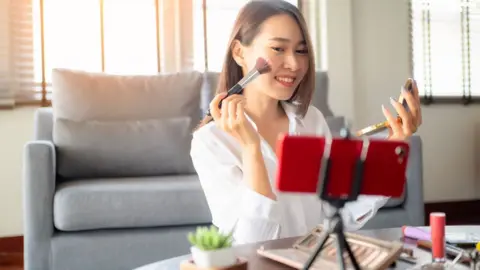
[190,246,236,268]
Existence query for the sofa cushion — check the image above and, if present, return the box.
[54,117,194,178]
[312,71,334,117]
[51,69,204,178]
[53,175,212,232]
[324,116,345,136]
[200,72,220,115]
[51,69,203,122]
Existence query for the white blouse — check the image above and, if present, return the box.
[190,102,389,245]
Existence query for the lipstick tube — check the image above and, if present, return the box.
[430,212,447,264]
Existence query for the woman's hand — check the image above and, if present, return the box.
[382,80,423,140]
[210,93,274,199]
[209,93,260,148]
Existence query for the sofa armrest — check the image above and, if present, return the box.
[23,140,56,270]
[403,135,425,226]
[34,107,53,141]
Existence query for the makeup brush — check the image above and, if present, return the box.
[205,57,272,117]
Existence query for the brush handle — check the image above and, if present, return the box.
[238,69,260,88]
[205,84,243,117]
[205,66,261,117]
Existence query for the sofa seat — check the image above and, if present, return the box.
[53,175,212,232]
[382,191,406,208]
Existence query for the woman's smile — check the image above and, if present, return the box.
[274,75,296,87]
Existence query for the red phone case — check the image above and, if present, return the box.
[275,134,409,199]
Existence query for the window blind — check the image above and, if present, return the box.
[411,0,480,103]
[0,0,11,108]
[0,0,36,108]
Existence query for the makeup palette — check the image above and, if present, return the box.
[257,225,404,270]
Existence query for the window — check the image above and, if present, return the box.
[0,0,299,107]
[194,0,299,72]
[31,0,163,103]
[411,0,480,103]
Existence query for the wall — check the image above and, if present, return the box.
[325,0,480,202]
[0,107,35,237]
[1,0,480,237]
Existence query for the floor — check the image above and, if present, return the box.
[0,237,22,270]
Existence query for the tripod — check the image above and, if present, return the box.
[302,128,369,270]
[302,201,361,270]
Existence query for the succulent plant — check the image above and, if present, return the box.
[188,225,233,251]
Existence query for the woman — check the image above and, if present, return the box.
[190,0,422,245]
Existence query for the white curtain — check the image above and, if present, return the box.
[299,0,324,71]
[160,0,194,72]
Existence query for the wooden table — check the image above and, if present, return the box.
[134,226,480,270]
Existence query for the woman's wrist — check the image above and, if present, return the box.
[241,142,276,200]
[242,141,262,155]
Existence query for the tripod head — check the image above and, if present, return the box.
[316,127,370,209]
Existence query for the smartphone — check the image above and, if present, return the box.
[398,78,414,112]
[355,79,414,137]
[275,134,409,199]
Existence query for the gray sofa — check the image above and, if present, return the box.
[23,69,424,270]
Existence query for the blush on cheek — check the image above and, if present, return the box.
[266,57,281,71]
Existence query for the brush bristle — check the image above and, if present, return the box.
[255,57,272,74]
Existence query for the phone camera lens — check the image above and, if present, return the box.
[395,146,406,157]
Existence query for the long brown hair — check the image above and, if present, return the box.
[196,0,315,130]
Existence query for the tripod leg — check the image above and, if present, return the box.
[336,230,361,270]
[335,232,347,270]
[302,221,337,270]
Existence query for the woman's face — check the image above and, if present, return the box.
[234,13,310,101]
